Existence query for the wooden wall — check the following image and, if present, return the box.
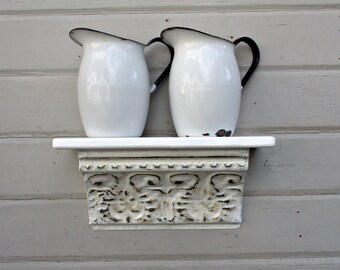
[1,1,339,268]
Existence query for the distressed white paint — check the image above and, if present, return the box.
[83,156,246,229]
[53,138,275,229]
[53,137,275,229]
[86,172,245,230]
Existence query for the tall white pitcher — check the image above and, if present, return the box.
[70,28,173,137]
[161,27,260,137]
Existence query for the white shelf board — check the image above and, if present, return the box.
[53,136,275,150]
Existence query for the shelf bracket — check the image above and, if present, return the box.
[53,137,275,230]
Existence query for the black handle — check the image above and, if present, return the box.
[233,37,260,87]
[146,37,174,93]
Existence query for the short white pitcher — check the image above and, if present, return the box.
[161,27,260,137]
[70,28,173,137]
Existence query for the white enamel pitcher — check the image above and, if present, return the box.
[70,28,173,137]
[161,27,260,137]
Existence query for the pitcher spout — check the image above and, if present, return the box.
[160,27,186,47]
[69,28,144,47]
[69,28,100,46]
[161,27,234,48]
[160,27,203,48]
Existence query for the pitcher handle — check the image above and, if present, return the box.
[233,37,260,88]
[146,37,174,93]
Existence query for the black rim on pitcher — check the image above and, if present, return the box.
[160,26,260,88]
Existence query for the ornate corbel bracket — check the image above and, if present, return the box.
[53,137,275,230]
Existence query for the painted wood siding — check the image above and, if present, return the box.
[0,1,339,269]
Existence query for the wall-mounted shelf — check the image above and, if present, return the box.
[53,137,275,230]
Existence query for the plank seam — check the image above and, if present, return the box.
[0,253,339,263]
[2,130,340,140]
[0,65,339,77]
[2,128,340,138]
[0,6,339,17]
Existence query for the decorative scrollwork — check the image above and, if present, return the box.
[85,172,244,225]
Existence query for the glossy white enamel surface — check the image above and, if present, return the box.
[52,136,276,149]
[71,29,150,137]
[162,28,242,137]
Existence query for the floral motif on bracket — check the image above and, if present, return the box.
[86,172,244,225]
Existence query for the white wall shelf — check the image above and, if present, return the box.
[53,136,275,230]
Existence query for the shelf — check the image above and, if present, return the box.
[53,136,275,150]
[53,136,275,230]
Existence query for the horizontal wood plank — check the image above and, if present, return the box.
[0,12,339,71]
[1,257,340,270]
[0,196,339,258]
[0,75,84,136]
[0,134,339,197]
[246,133,340,196]
[237,70,340,133]
[0,138,84,198]
[1,70,340,136]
